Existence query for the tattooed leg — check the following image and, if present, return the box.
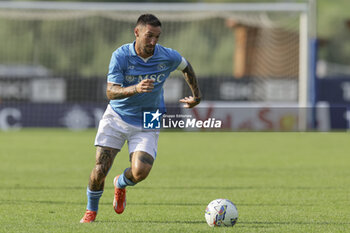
[125,151,154,184]
[89,146,119,191]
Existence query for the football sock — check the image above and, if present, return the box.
[117,169,136,189]
[86,187,103,212]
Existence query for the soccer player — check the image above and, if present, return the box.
[80,14,201,223]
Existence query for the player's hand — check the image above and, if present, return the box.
[179,96,201,108]
[136,79,154,93]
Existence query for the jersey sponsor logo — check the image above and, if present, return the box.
[125,73,166,84]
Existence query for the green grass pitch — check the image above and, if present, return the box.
[0,129,349,233]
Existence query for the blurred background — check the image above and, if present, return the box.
[0,0,349,131]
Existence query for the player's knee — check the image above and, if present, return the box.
[94,164,109,178]
[132,169,150,183]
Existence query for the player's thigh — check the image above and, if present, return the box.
[94,105,127,150]
[95,146,120,165]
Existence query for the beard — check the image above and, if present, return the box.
[143,46,155,56]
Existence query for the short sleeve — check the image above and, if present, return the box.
[167,48,186,72]
[176,57,188,71]
[107,52,125,84]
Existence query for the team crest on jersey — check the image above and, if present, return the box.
[125,75,136,83]
[157,63,166,71]
[128,65,135,70]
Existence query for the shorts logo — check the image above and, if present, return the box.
[143,109,162,129]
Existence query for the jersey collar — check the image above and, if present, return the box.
[130,41,138,56]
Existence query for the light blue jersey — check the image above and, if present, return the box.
[107,41,187,126]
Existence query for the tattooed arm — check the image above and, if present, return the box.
[106,79,155,100]
[179,61,201,108]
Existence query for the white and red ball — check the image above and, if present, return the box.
[205,199,238,227]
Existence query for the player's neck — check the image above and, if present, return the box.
[137,50,153,59]
[135,43,154,59]
[138,53,152,59]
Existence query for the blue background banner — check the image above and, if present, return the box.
[0,103,107,130]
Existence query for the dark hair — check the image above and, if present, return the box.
[136,14,162,27]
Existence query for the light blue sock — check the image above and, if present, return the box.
[86,188,103,212]
[117,169,136,189]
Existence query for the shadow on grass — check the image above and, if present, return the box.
[0,199,204,206]
[0,199,329,208]
[0,199,324,208]
[0,185,345,191]
[97,220,206,224]
[94,219,350,227]
[238,221,350,226]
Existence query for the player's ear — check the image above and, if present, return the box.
[134,27,139,37]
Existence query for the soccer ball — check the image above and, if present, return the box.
[205,199,238,227]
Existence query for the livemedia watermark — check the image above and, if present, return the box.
[142,102,348,132]
[143,109,222,130]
